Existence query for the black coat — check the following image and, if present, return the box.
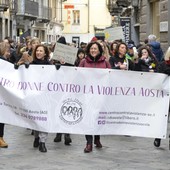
[31,58,51,65]
[134,57,158,72]
[109,54,134,70]
[158,61,170,75]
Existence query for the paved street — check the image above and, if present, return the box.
[1,124,170,170]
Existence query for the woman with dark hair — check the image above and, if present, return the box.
[53,36,72,145]
[74,48,86,67]
[32,44,50,65]
[110,41,119,57]
[109,42,134,70]
[79,41,111,153]
[153,47,170,147]
[31,44,51,153]
[135,45,158,72]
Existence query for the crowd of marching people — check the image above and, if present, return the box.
[0,33,169,153]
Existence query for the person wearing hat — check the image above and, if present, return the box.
[126,43,139,63]
[90,37,98,42]
[126,44,135,60]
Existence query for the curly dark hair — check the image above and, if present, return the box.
[138,45,155,59]
[85,41,103,56]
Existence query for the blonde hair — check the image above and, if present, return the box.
[164,47,170,61]
[97,40,110,61]
[0,42,9,56]
[30,37,41,45]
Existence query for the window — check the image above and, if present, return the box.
[73,10,80,24]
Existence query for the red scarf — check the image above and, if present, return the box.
[165,60,170,65]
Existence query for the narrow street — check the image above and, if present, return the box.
[1,124,170,170]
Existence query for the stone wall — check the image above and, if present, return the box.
[139,0,169,53]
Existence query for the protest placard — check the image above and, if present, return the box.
[53,42,78,65]
[104,26,124,41]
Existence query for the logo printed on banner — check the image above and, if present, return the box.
[98,120,106,125]
[60,98,83,125]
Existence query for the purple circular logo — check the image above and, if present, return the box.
[60,98,83,125]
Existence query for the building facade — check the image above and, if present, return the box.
[107,0,169,52]
[61,0,112,46]
[0,0,64,43]
[0,0,169,52]
[0,0,10,40]
[140,0,169,52]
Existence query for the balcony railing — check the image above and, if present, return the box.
[116,0,130,8]
[0,0,9,12]
[38,5,52,23]
[107,0,123,16]
[9,0,17,14]
[16,0,38,20]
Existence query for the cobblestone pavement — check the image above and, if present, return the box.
[0,124,170,170]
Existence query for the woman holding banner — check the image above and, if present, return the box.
[109,42,134,70]
[79,41,111,153]
[134,45,160,147]
[53,36,72,146]
[31,44,51,153]
[153,47,170,147]
[0,41,11,148]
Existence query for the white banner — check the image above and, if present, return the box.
[0,60,169,138]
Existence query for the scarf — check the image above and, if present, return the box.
[165,60,170,65]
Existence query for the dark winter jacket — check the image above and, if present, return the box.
[109,54,134,70]
[158,60,170,75]
[134,57,158,72]
[31,58,51,65]
[149,42,163,62]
